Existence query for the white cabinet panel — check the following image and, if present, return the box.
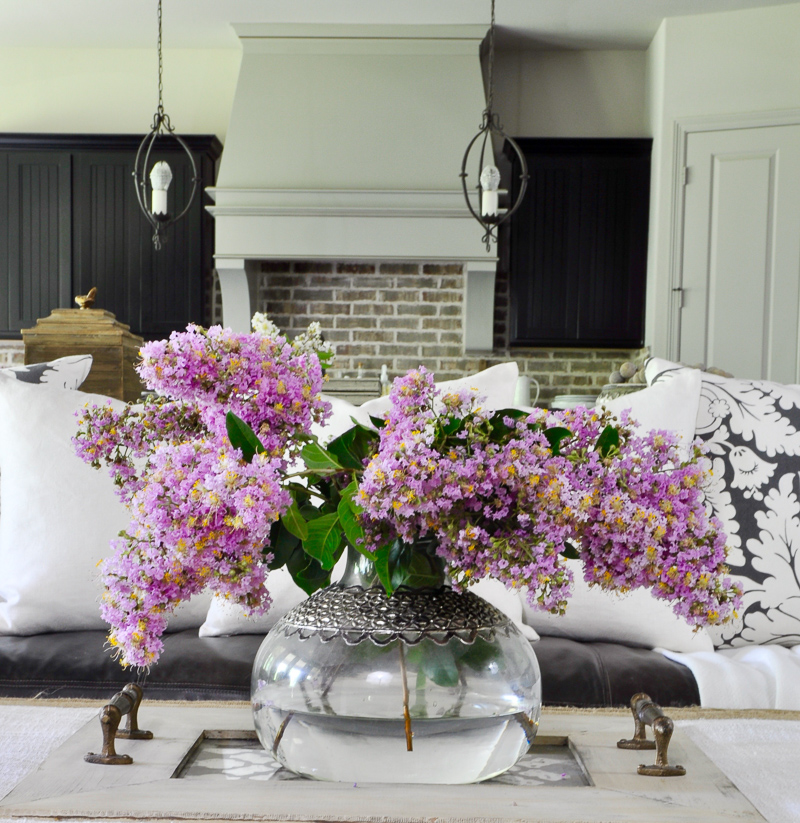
[679,125,800,382]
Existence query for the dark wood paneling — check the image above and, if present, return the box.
[509,156,581,343]
[73,152,137,328]
[1,152,71,334]
[138,153,204,337]
[72,145,211,339]
[505,138,651,348]
[0,134,222,340]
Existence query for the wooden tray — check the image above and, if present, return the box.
[0,706,765,822]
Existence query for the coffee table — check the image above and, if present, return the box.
[0,703,772,823]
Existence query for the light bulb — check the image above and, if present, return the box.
[480,165,500,217]
[149,161,173,216]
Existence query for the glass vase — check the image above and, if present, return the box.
[251,545,541,784]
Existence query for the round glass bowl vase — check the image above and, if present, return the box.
[251,549,541,784]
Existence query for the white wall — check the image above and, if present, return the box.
[646,3,800,355]
[218,35,485,191]
[0,48,240,140]
[493,49,648,138]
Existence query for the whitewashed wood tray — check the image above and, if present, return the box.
[0,706,766,822]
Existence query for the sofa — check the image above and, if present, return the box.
[1,356,796,710]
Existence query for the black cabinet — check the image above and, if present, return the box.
[0,134,221,340]
[504,138,651,348]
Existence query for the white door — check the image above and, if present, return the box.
[678,124,800,382]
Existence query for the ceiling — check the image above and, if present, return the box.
[0,0,797,50]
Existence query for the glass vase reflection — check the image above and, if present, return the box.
[251,550,541,784]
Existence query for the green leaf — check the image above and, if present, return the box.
[327,424,379,471]
[285,482,314,504]
[487,408,529,440]
[369,415,387,429]
[400,551,445,589]
[268,522,299,570]
[419,644,460,688]
[441,416,462,436]
[225,412,265,463]
[301,442,344,473]
[286,547,330,595]
[372,543,395,596]
[303,513,343,570]
[560,542,580,561]
[299,504,323,522]
[338,482,366,550]
[280,502,309,541]
[458,637,498,673]
[595,424,620,458]
[544,426,572,456]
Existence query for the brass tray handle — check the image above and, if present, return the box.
[617,692,686,777]
[85,682,153,765]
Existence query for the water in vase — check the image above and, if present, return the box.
[252,630,541,784]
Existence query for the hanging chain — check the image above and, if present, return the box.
[156,0,164,115]
[486,0,495,115]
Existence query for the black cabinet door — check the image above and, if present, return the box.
[72,147,204,339]
[0,151,71,335]
[506,139,651,348]
[509,154,582,343]
[72,151,139,330]
[0,133,221,341]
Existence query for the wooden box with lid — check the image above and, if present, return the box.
[22,308,144,402]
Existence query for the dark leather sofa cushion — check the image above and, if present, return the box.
[0,631,699,707]
[534,637,699,707]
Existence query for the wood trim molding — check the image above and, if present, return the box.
[0,133,223,156]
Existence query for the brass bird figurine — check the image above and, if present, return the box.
[75,287,97,310]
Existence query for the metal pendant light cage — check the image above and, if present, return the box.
[133,115,198,250]
[460,117,528,252]
[133,0,199,250]
[461,0,529,252]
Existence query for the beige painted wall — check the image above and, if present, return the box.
[0,48,240,140]
[645,2,800,355]
[493,49,648,138]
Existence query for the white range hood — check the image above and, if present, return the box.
[206,24,498,351]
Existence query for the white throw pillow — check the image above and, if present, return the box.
[646,357,800,648]
[520,560,713,653]
[200,562,344,637]
[359,362,520,419]
[470,577,539,642]
[0,354,92,389]
[596,368,702,461]
[0,379,209,634]
[0,356,94,526]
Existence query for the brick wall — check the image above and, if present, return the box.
[0,263,643,407]
[253,261,644,407]
[0,341,24,367]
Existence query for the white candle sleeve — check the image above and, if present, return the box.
[152,189,168,215]
[482,190,498,217]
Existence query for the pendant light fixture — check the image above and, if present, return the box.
[133,0,198,250]
[461,0,529,252]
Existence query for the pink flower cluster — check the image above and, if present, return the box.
[74,323,328,668]
[358,368,741,627]
[138,324,327,454]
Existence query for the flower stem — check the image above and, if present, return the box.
[398,643,413,752]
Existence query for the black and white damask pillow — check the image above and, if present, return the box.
[0,355,92,390]
[646,358,800,648]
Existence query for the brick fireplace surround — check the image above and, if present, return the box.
[1,261,641,408]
